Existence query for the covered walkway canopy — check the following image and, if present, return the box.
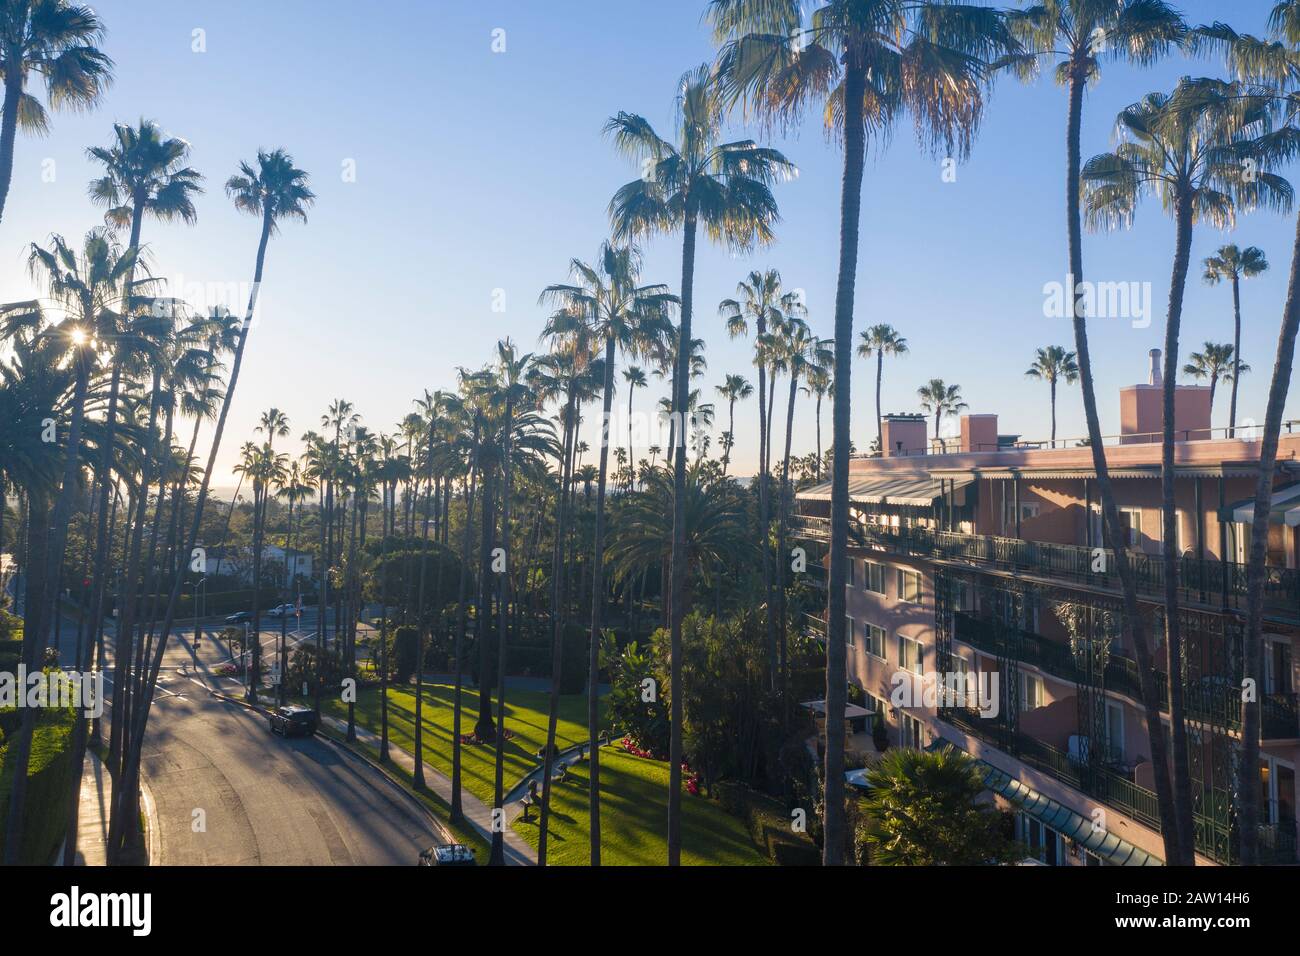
[795,475,972,508]
[928,740,1163,866]
[1225,482,1300,527]
[800,699,873,720]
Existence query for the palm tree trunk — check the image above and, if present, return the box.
[667,209,698,867]
[1229,272,1242,437]
[490,398,515,867]
[823,57,869,867]
[1050,378,1057,447]
[1159,191,1197,859]
[757,332,776,692]
[0,72,22,224]
[474,480,496,739]
[451,417,482,823]
[875,350,884,454]
[538,387,577,865]
[1064,67,1185,865]
[777,374,799,727]
[1237,201,1300,864]
[412,416,438,789]
[586,336,619,866]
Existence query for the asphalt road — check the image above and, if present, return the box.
[31,601,437,866]
[140,680,436,865]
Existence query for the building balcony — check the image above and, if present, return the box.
[802,517,1298,624]
[953,612,1241,732]
[942,707,1294,864]
[1264,692,1300,741]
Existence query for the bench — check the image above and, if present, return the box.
[520,792,536,822]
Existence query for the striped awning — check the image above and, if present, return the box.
[795,475,972,507]
[1225,483,1300,527]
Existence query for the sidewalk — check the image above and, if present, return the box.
[320,716,538,866]
[73,748,112,866]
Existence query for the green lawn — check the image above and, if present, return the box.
[323,683,601,805]
[510,747,770,866]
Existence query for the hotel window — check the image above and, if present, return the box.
[845,616,856,648]
[1019,672,1045,711]
[898,636,924,676]
[897,568,922,603]
[865,561,886,595]
[1002,500,1041,531]
[901,713,924,749]
[866,624,886,659]
[847,558,856,588]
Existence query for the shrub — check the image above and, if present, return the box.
[0,705,76,864]
[392,626,419,683]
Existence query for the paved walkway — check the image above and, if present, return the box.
[72,747,111,866]
[320,716,538,866]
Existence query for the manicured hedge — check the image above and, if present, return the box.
[715,780,822,866]
[0,705,76,864]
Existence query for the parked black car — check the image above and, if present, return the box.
[224,611,251,624]
[418,844,477,867]
[268,705,318,737]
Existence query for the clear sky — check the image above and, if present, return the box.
[2,0,1297,490]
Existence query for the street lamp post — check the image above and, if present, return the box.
[192,576,207,663]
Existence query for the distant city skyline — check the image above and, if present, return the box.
[1,0,1296,487]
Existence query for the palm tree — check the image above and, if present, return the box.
[774,321,831,714]
[487,341,535,866]
[541,244,673,865]
[606,64,791,865]
[105,149,313,863]
[1083,79,1289,862]
[715,373,752,477]
[806,356,832,480]
[856,324,908,455]
[1182,342,1243,420]
[916,379,968,443]
[1202,244,1268,436]
[0,0,113,223]
[710,0,1017,864]
[1024,345,1079,446]
[622,364,647,463]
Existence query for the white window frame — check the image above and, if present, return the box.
[866,624,886,660]
[897,568,922,604]
[845,615,856,648]
[898,635,924,676]
[865,561,886,595]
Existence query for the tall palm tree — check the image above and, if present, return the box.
[1003,0,1187,864]
[916,379,968,442]
[1083,78,1289,862]
[710,0,1017,865]
[774,320,831,714]
[806,355,833,480]
[106,149,313,862]
[715,373,753,477]
[1024,345,1079,446]
[1202,244,1268,436]
[487,340,535,866]
[719,269,800,691]
[541,243,673,865]
[1182,342,1244,420]
[606,63,791,865]
[1190,3,1300,864]
[856,324,908,455]
[622,364,647,464]
[0,0,113,223]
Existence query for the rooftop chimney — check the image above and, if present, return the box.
[1120,350,1210,443]
[1148,348,1162,387]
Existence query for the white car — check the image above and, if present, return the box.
[267,603,297,618]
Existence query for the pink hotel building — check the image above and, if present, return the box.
[795,352,1299,866]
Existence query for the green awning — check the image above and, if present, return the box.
[795,475,972,508]
[928,739,1163,866]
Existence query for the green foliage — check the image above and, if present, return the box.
[367,543,463,624]
[0,705,76,864]
[650,610,777,789]
[859,747,1022,866]
[601,634,668,756]
[716,780,820,866]
[391,625,419,684]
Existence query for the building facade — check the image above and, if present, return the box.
[795,357,1299,866]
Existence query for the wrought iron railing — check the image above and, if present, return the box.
[1263,692,1300,740]
[798,517,1299,622]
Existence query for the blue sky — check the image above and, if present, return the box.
[1,0,1296,487]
